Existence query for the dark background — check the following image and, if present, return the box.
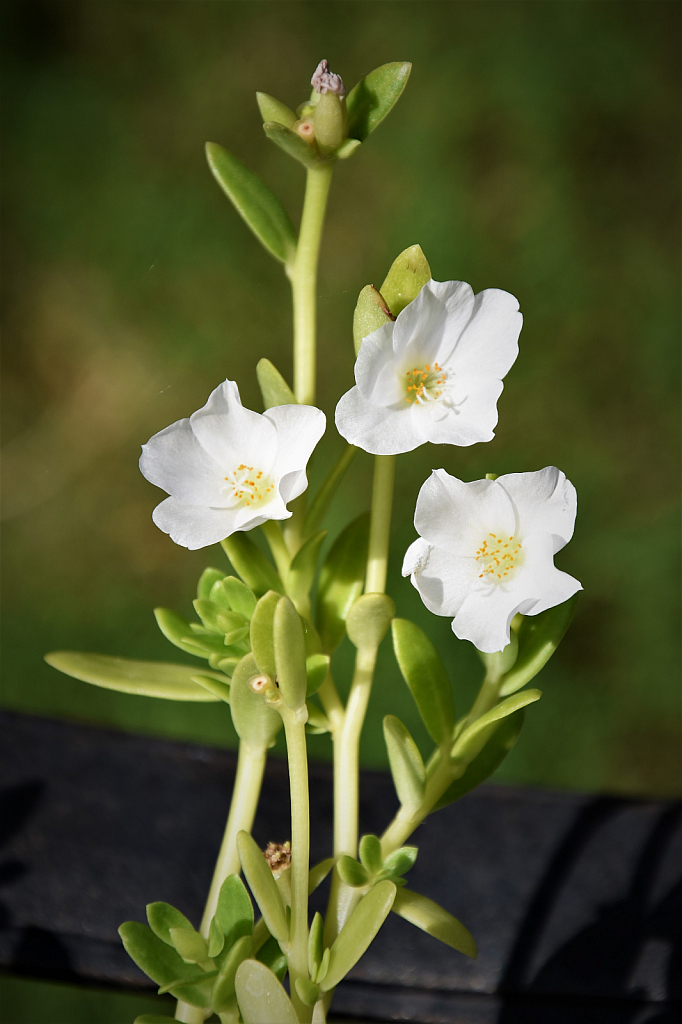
[2,0,680,799]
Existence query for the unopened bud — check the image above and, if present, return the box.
[311,59,345,97]
[314,91,347,153]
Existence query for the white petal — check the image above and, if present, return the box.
[407,544,473,618]
[190,380,278,474]
[402,537,431,577]
[152,496,239,550]
[335,387,420,455]
[355,323,404,406]
[452,585,523,653]
[264,404,327,503]
[402,280,477,366]
[497,467,578,552]
[414,470,516,555]
[139,418,227,506]
[449,288,522,379]
[412,374,503,447]
[232,490,290,529]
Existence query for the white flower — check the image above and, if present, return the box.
[335,279,522,455]
[139,381,325,550]
[403,467,582,653]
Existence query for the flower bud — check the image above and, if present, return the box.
[314,91,347,153]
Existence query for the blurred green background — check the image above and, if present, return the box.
[2,0,680,805]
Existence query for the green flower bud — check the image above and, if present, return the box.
[314,92,347,153]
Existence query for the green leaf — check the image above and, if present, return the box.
[44,652,222,702]
[359,834,383,875]
[383,715,425,813]
[451,690,542,762]
[336,137,361,160]
[263,121,319,167]
[164,972,215,1008]
[168,926,208,964]
[380,243,431,316]
[392,619,456,746]
[250,591,280,680]
[433,710,525,811]
[308,911,324,977]
[215,874,254,952]
[303,444,358,537]
[346,593,395,650]
[255,935,287,982]
[315,946,330,985]
[392,888,477,958]
[306,654,330,696]
[305,700,330,734]
[319,880,397,991]
[153,608,211,658]
[336,856,370,888]
[230,654,282,747]
[353,284,394,356]
[219,576,258,620]
[146,902,193,947]
[118,921,201,988]
[316,513,370,652]
[499,595,579,696]
[295,978,319,1006]
[197,567,225,601]
[205,142,296,264]
[193,599,248,637]
[346,62,412,142]
[256,358,297,409]
[235,959,299,1024]
[308,857,334,894]
[287,530,327,604]
[134,1016,175,1023]
[256,92,297,128]
[221,534,284,599]
[380,846,418,880]
[213,934,253,1012]
[274,596,308,710]
[192,674,231,703]
[208,916,224,959]
[237,832,288,944]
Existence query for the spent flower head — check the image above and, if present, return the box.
[311,59,346,96]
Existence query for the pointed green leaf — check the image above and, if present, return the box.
[452,690,542,763]
[206,142,296,264]
[359,834,383,875]
[392,618,456,746]
[308,857,334,894]
[250,591,280,679]
[499,595,579,696]
[146,902,193,947]
[346,593,395,650]
[392,887,477,958]
[383,715,425,813]
[230,654,282,747]
[213,934,253,1012]
[256,358,297,409]
[216,657,241,677]
[336,137,361,160]
[235,959,299,1024]
[434,710,525,811]
[192,674,231,703]
[315,946,330,985]
[181,632,233,658]
[346,62,412,142]
[380,244,431,316]
[255,935,287,982]
[44,652,222,702]
[336,856,370,888]
[153,608,211,658]
[197,567,225,601]
[263,121,319,168]
[288,530,327,604]
[274,596,308,710]
[208,916,224,959]
[194,599,247,636]
[237,831,288,944]
[295,978,319,1006]
[308,911,324,977]
[216,576,257,620]
[316,512,370,651]
[221,534,283,598]
[306,654,330,696]
[215,874,254,951]
[380,846,418,880]
[118,921,201,988]
[319,880,396,991]
[353,284,393,356]
[165,972,215,1007]
[225,625,250,646]
[256,92,297,128]
[168,926,208,965]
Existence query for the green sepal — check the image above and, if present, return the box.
[346,593,395,650]
[308,911,324,978]
[263,121,319,167]
[221,534,284,598]
[499,595,579,696]
[235,960,298,1024]
[168,926,209,965]
[154,608,211,658]
[306,654,330,696]
[451,690,542,762]
[205,142,296,264]
[346,62,412,142]
[288,530,327,605]
[336,856,370,888]
[197,567,225,601]
[380,244,431,316]
[380,846,418,881]
[392,887,477,959]
[256,934,287,982]
[215,874,254,953]
[212,934,253,1012]
[219,576,258,620]
[319,880,397,991]
[256,357,297,409]
[383,715,425,813]
[208,916,224,959]
[305,700,330,734]
[316,513,370,652]
[237,831,289,944]
[230,654,282,747]
[146,902,193,947]
[44,651,222,702]
[250,591,280,679]
[434,710,525,811]
[256,92,297,128]
[358,834,383,875]
[118,921,202,989]
[295,978,320,1006]
[192,674,231,703]
[392,618,456,746]
[335,137,361,160]
[353,284,393,356]
[308,857,335,894]
[314,91,347,153]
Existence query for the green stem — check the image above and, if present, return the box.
[365,455,395,593]
[291,163,334,406]
[282,708,312,1023]
[261,519,292,582]
[302,444,357,537]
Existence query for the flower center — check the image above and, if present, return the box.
[475,532,523,582]
[404,362,447,404]
[221,464,274,508]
